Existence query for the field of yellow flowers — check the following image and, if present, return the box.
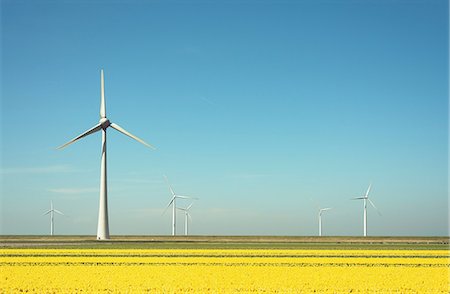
[1,248,449,292]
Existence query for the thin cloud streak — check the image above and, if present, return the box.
[200,96,216,106]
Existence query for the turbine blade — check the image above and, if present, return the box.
[110,123,155,149]
[163,175,176,196]
[100,69,106,118]
[57,123,102,150]
[186,203,194,210]
[175,195,198,200]
[351,197,365,200]
[162,196,175,215]
[368,198,381,215]
[365,183,372,197]
[54,209,64,215]
[42,210,51,216]
[187,213,192,222]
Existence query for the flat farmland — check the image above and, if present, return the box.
[1,236,449,293]
[1,235,448,249]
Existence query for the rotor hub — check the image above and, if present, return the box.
[99,117,111,129]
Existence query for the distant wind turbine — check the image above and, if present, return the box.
[57,69,155,240]
[351,183,381,236]
[318,207,332,237]
[163,175,198,236]
[177,203,194,236]
[42,201,64,236]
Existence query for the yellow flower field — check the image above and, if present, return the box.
[1,249,449,293]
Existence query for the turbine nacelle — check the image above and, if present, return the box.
[319,207,332,216]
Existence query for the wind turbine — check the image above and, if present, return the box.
[163,175,197,236]
[42,201,64,236]
[57,69,155,240]
[351,183,380,236]
[177,203,194,236]
[318,207,332,237]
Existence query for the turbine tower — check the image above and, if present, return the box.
[163,175,197,236]
[351,183,380,236]
[177,203,194,236]
[318,207,332,237]
[57,69,155,240]
[42,201,64,236]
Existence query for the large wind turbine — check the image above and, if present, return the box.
[57,69,154,240]
[177,203,194,236]
[163,175,197,236]
[42,201,64,236]
[351,183,380,236]
[318,207,332,237]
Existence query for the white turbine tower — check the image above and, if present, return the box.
[351,183,380,237]
[318,207,332,237]
[57,69,155,240]
[163,175,197,236]
[177,203,194,236]
[42,201,64,236]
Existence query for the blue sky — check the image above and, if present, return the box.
[1,0,448,236]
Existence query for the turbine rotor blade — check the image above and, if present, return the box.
[365,183,372,197]
[100,69,106,118]
[368,198,381,215]
[175,195,198,200]
[54,209,64,215]
[187,213,192,222]
[351,197,365,200]
[42,210,51,216]
[162,196,175,215]
[57,123,102,150]
[163,175,176,196]
[186,203,194,210]
[110,123,155,149]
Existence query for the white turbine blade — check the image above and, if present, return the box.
[351,197,365,200]
[175,195,198,200]
[368,198,381,215]
[322,207,332,211]
[42,210,51,216]
[163,175,176,196]
[187,213,192,222]
[365,183,372,197]
[177,207,186,211]
[100,69,106,118]
[57,123,102,150]
[110,123,155,149]
[162,196,175,215]
[54,209,64,215]
[186,203,194,210]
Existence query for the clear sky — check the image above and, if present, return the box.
[1,0,448,236]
